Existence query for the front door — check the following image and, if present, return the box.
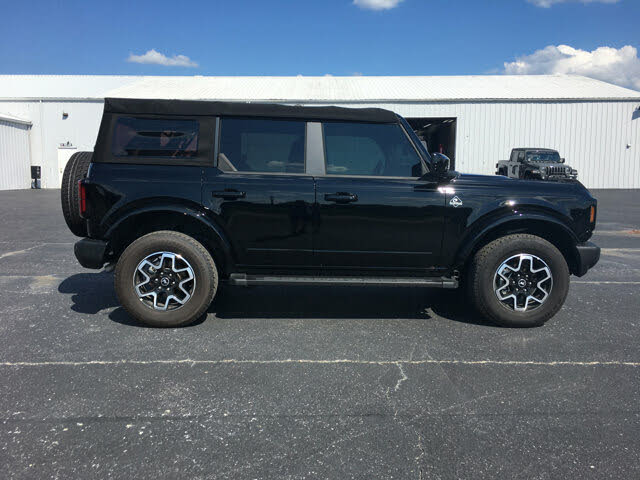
[312,121,446,273]
[202,117,315,269]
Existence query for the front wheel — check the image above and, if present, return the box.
[114,231,218,327]
[467,234,569,327]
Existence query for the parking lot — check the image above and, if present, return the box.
[0,188,639,479]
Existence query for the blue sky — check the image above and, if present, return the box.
[1,0,638,89]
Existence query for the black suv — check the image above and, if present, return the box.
[62,98,600,328]
[496,148,578,181]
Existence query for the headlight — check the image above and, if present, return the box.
[541,166,547,172]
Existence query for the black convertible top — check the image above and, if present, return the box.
[104,98,398,124]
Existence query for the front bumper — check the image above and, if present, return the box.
[574,241,600,277]
[74,238,108,269]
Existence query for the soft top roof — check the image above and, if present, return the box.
[104,98,398,123]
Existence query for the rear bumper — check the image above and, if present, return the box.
[74,238,108,269]
[574,241,600,277]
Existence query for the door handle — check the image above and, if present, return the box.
[324,192,358,204]
[212,190,246,200]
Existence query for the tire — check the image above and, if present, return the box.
[60,151,92,237]
[114,231,218,327]
[467,234,569,328]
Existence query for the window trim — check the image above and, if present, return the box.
[216,116,308,175]
[397,117,430,174]
[319,120,425,179]
[305,122,325,176]
[103,114,215,166]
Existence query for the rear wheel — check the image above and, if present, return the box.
[114,231,218,327]
[61,151,92,237]
[468,234,569,327]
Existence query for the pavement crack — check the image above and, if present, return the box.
[1,359,639,367]
[416,432,426,480]
[394,362,408,392]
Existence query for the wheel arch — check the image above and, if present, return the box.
[105,207,234,276]
[456,216,580,276]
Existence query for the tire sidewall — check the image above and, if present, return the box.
[115,234,216,327]
[476,237,569,327]
[61,151,92,237]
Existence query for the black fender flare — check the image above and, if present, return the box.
[454,212,580,270]
[104,203,234,269]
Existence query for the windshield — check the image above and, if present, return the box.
[527,151,561,163]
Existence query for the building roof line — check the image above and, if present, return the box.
[0,113,31,125]
[2,97,638,104]
[0,97,106,102]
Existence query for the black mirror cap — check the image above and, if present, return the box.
[561,158,566,163]
[431,152,450,176]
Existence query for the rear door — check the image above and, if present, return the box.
[312,121,446,273]
[202,117,315,269]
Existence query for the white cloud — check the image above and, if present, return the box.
[528,0,619,7]
[127,49,198,68]
[353,0,404,11]
[504,44,640,90]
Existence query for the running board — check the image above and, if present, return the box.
[228,273,458,289]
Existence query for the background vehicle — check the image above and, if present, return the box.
[62,99,600,328]
[496,148,578,181]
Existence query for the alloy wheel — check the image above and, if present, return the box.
[493,254,553,312]
[133,251,196,311]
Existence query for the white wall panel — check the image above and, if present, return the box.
[325,101,640,189]
[0,120,31,190]
[0,98,638,189]
[0,100,104,188]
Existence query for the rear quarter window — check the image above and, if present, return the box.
[112,117,199,158]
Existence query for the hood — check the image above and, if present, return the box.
[451,172,580,191]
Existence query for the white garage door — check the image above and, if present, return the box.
[0,117,31,190]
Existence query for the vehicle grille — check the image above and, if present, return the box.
[548,166,566,176]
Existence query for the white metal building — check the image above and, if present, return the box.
[1,74,639,190]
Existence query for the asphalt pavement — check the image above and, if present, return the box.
[0,188,639,479]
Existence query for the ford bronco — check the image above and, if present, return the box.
[62,98,600,328]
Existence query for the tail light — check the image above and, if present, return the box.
[78,180,87,218]
[589,205,596,224]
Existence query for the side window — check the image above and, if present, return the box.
[219,117,305,173]
[112,117,199,158]
[517,151,525,162]
[322,122,422,177]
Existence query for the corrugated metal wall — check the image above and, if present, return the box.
[0,119,31,190]
[344,101,639,189]
[0,100,104,188]
[0,99,637,189]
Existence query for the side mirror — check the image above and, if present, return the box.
[560,158,565,163]
[431,152,450,176]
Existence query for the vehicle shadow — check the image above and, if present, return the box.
[58,272,118,314]
[210,284,492,326]
[58,273,493,328]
